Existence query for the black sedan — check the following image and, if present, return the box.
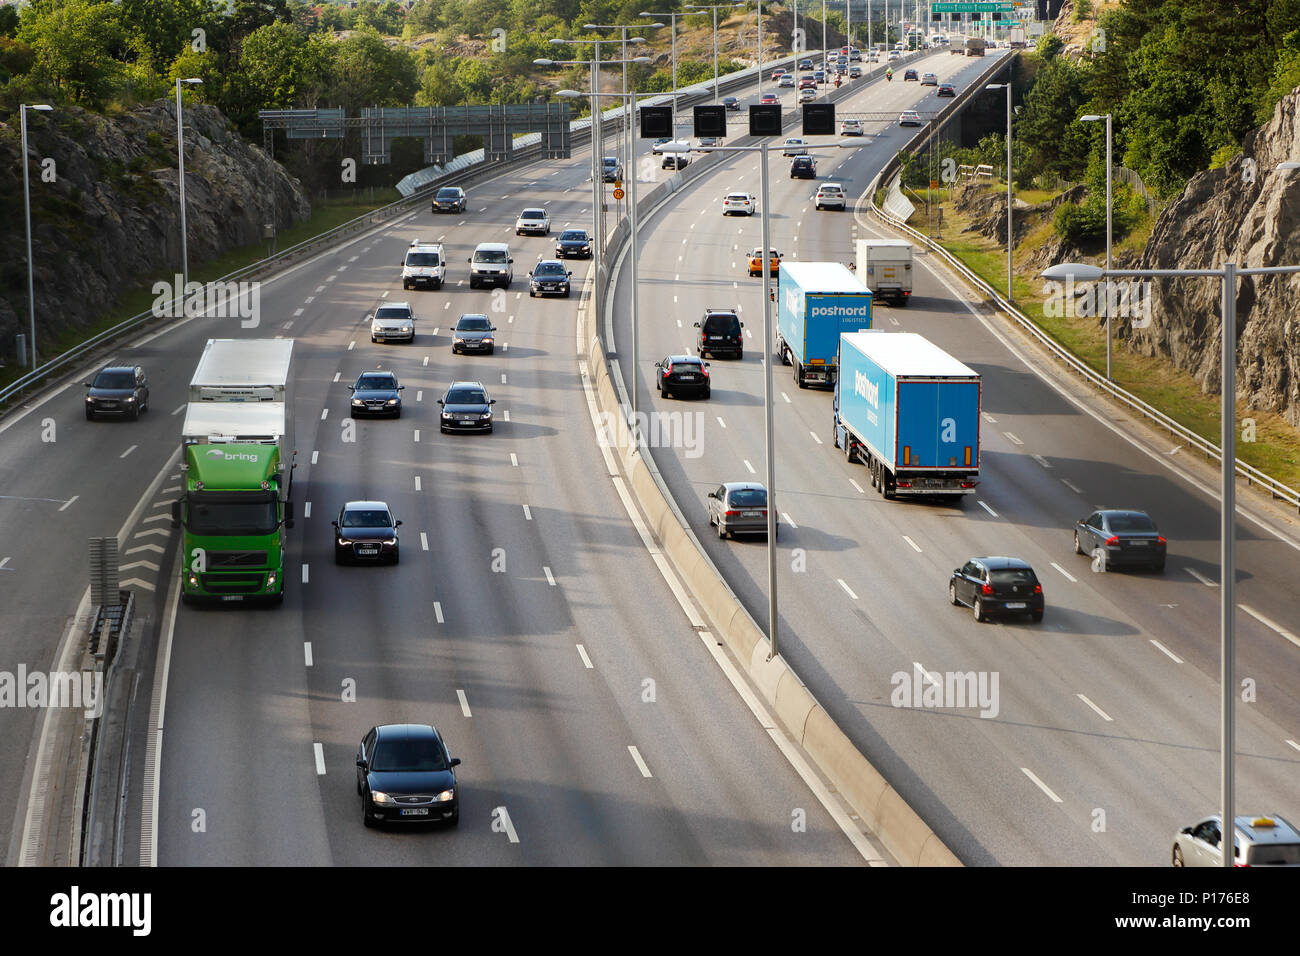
[722,96,741,110]
[357,724,460,828]
[85,365,149,420]
[431,186,466,213]
[555,228,592,259]
[348,370,404,418]
[949,557,1044,623]
[790,156,817,179]
[438,381,494,433]
[528,259,572,297]
[937,83,956,97]
[655,355,710,399]
[333,500,401,564]
[903,68,918,81]
[1074,510,1167,572]
[452,313,496,354]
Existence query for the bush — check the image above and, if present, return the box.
[1208,144,1238,169]
[1053,199,1107,245]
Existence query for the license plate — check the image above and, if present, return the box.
[1130,541,1149,546]
[400,808,429,816]
[1005,602,1026,610]
[710,336,723,340]
[358,547,378,555]
[742,511,761,517]
[221,595,243,602]
[679,375,697,381]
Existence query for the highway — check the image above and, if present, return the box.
[2,55,886,866]
[609,47,1300,865]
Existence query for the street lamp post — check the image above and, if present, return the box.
[584,23,659,215]
[987,81,1012,299]
[687,4,744,102]
[641,10,684,126]
[176,78,203,290]
[1082,113,1113,379]
[20,103,53,370]
[1043,231,1300,867]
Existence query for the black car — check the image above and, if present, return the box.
[655,355,710,399]
[790,155,817,179]
[1074,509,1167,572]
[937,83,956,97]
[85,365,149,420]
[431,186,466,213]
[528,259,572,297]
[903,68,918,81]
[348,370,404,418]
[695,309,743,359]
[662,153,690,170]
[438,381,494,433]
[949,557,1044,623]
[722,96,741,110]
[333,500,401,564]
[451,314,496,354]
[357,724,460,828]
[555,228,592,259]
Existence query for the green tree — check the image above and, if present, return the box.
[18,0,134,106]
[332,26,418,112]
[120,0,221,68]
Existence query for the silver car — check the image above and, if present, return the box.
[1172,814,1300,867]
[707,482,778,539]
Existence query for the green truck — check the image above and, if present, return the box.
[172,340,295,605]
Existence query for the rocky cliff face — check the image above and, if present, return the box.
[0,100,310,367]
[1124,89,1300,426]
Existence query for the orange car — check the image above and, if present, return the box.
[747,248,782,277]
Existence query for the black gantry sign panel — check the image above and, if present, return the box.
[640,106,673,139]
[803,103,835,136]
[693,105,727,138]
[749,104,782,137]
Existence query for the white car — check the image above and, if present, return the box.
[514,208,550,236]
[814,182,846,210]
[402,240,446,291]
[778,74,795,88]
[782,137,808,156]
[798,86,817,103]
[370,302,416,343]
[921,72,938,86]
[899,110,922,128]
[839,119,864,136]
[722,192,756,216]
[888,50,901,61]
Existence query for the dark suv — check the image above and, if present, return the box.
[85,365,149,420]
[695,309,744,359]
[790,156,817,179]
[431,186,466,213]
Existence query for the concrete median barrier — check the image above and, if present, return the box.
[578,138,961,866]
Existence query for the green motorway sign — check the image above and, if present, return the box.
[932,2,1014,12]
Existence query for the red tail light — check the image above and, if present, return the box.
[702,368,709,377]
[897,481,912,488]
[1157,536,1167,544]
[761,510,768,517]
[724,510,739,517]
[1105,536,1119,546]
[960,481,976,488]
[981,583,994,595]
[1033,584,1043,594]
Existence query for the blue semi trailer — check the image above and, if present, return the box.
[776,262,872,388]
[833,331,981,499]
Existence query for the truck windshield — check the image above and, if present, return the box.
[187,492,278,535]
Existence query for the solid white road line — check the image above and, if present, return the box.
[1050,562,1077,583]
[457,690,472,717]
[433,601,444,624]
[575,644,594,669]
[543,566,556,586]
[628,745,653,778]
[1077,694,1113,721]
[977,500,998,517]
[1186,567,1217,587]
[1241,604,1300,649]
[313,743,326,775]
[838,578,859,600]
[1020,767,1063,803]
[1150,639,1184,664]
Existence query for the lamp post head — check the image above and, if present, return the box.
[985,83,1006,90]
[630,36,647,44]
[534,58,555,66]
[557,90,583,98]
[26,104,54,112]
[632,56,652,63]
[1041,263,1103,282]
[1279,162,1300,171]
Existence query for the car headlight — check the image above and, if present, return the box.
[435,788,455,802]
[337,537,349,546]
[386,398,399,405]
[383,537,397,545]
[266,571,277,589]
[401,325,411,332]
[124,396,135,402]
[479,412,492,421]
[187,573,198,588]
[372,323,381,332]
[580,245,589,252]
[482,337,493,344]
[352,398,364,406]
[442,411,453,419]
[453,337,464,344]
[85,396,94,403]
[370,790,393,805]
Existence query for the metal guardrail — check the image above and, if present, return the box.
[865,166,1300,512]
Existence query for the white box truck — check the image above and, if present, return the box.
[189,338,293,403]
[856,239,914,307]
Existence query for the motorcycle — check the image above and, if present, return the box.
[886,70,893,82]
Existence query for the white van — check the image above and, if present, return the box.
[467,242,514,289]
[402,240,446,290]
